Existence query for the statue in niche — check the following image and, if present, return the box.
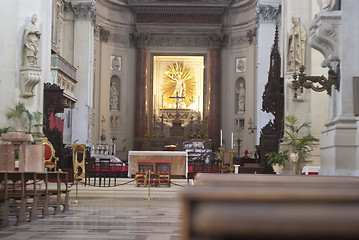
[287,16,306,72]
[236,83,246,113]
[23,14,41,66]
[110,82,119,111]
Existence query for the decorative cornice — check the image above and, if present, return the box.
[132,6,225,15]
[132,32,151,47]
[256,4,280,23]
[100,27,110,42]
[247,28,257,44]
[72,2,97,25]
[309,11,341,68]
[230,27,256,47]
[111,33,129,45]
[207,33,224,48]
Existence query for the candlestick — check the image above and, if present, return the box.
[231,132,234,149]
[293,22,296,72]
[298,17,303,66]
[162,95,164,109]
[220,130,223,146]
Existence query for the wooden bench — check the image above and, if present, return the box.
[181,173,359,240]
[0,171,69,228]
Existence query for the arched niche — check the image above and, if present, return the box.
[235,77,246,114]
[110,75,121,112]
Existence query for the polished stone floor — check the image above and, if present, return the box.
[0,178,189,240]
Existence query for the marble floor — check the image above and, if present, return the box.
[0,178,189,240]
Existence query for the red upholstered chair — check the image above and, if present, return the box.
[41,137,59,172]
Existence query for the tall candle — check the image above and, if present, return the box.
[298,17,303,65]
[231,132,234,149]
[293,25,296,72]
[220,130,223,146]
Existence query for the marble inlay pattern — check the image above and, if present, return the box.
[0,179,185,240]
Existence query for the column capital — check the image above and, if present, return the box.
[72,2,97,25]
[256,4,280,23]
[132,33,151,48]
[207,33,224,49]
[99,27,110,42]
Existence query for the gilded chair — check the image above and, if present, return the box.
[41,137,59,172]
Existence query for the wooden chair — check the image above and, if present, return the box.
[41,137,59,172]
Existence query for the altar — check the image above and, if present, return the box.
[128,151,188,178]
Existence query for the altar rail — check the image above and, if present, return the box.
[181,174,359,240]
[0,171,69,228]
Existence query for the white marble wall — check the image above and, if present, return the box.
[320,0,359,176]
[0,0,52,131]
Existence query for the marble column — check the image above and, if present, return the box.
[208,34,222,149]
[133,33,150,139]
[71,1,96,144]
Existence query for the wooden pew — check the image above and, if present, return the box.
[5,172,40,225]
[0,171,69,227]
[0,172,9,229]
[181,174,359,240]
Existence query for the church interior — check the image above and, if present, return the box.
[1,0,359,239]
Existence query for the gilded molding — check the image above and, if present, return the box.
[256,4,280,23]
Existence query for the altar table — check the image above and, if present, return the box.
[128,151,188,178]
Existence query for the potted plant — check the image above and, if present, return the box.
[265,150,289,174]
[5,103,44,137]
[283,115,319,175]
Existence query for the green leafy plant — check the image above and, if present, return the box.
[284,115,319,174]
[265,150,289,166]
[6,103,44,135]
[0,126,13,135]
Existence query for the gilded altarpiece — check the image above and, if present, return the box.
[151,55,206,133]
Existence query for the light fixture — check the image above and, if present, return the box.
[292,62,340,96]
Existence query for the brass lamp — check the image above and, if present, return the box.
[292,62,340,96]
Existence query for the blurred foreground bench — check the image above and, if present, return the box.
[181,173,359,240]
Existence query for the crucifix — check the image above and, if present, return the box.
[169,91,185,119]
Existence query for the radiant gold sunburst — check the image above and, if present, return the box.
[161,62,196,108]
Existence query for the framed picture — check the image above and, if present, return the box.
[235,57,246,73]
[110,56,121,71]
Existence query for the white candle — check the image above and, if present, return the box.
[231,132,234,149]
[298,17,303,66]
[220,130,223,146]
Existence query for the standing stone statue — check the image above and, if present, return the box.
[110,82,119,111]
[23,14,41,66]
[236,83,246,113]
[287,16,306,72]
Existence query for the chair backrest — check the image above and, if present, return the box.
[41,137,55,162]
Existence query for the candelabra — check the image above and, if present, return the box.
[160,114,165,137]
[292,63,340,96]
[236,137,242,157]
[229,149,235,174]
[203,116,209,139]
[196,113,201,138]
[219,146,224,174]
[188,113,194,138]
[152,113,156,138]
[144,114,149,138]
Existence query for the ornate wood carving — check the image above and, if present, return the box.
[259,25,284,172]
[44,83,65,168]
